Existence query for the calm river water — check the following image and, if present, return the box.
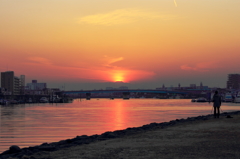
[1,99,240,152]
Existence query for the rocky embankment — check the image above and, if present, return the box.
[0,111,239,159]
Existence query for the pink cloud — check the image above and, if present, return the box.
[181,62,219,72]
[26,57,52,65]
[181,65,198,71]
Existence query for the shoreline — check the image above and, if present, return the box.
[1,110,240,159]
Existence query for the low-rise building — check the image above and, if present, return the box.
[26,80,47,90]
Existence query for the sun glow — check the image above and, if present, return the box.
[113,73,124,82]
[109,69,155,83]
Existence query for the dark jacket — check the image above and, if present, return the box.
[213,94,221,107]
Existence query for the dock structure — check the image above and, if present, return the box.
[61,89,189,99]
[86,93,91,100]
[122,92,130,99]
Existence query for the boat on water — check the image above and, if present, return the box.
[223,92,233,102]
[191,99,196,102]
[27,98,33,103]
[0,99,4,105]
[196,97,207,102]
[234,92,240,103]
[10,100,19,104]
[0,99,10,105]
[40,97,49,103]
[49,95,61,103]
[175,95,182,99]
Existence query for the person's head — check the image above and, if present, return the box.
[215,91,218,94]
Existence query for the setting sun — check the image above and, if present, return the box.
[113,73,124,82]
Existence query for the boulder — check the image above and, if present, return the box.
[9,145,21,153]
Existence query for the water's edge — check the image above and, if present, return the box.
[1,111,239,159]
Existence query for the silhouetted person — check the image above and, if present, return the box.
[212,91,221,118]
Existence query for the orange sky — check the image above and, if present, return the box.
[0,0,240,89]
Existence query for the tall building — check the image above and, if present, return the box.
[1,71,22,95]
[227,74,240,89]
[20,75,26,95]
[14,76,20,95]
[1,71,25,95]
[1,71,14,94]
[20,75,25,87]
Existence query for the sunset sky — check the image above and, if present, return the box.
[0,0,240,90]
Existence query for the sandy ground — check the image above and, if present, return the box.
[10,113,239,159]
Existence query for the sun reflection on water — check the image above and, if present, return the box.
[1,99,240,152]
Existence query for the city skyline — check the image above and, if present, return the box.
[0,70,235,91]
[1,1,240,90]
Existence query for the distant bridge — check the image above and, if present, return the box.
[62,89,188,95]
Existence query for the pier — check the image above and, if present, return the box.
[62,89,191,100]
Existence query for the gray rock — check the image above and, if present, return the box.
[76,135,89,139]
[9,145,21,153]
[65,139,73,143]
[101,132,118,138]
[38,145,56,151]
[20,155,36,159]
